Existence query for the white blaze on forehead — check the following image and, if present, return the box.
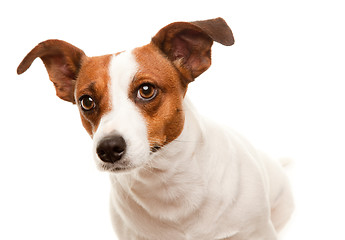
[93,50,150,167]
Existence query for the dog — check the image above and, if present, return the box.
[17,17,294,240]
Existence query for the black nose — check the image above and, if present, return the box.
[96,134,126,163]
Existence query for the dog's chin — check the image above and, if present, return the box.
[94,155,151,174]
[97,164,136,173]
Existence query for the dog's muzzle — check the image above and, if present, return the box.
[96,133,126,163]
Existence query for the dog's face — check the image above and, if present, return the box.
[75,46,186,171]
[17,18,234,172]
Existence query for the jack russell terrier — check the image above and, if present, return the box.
[17,17,294,240]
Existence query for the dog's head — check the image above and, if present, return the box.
[17,18,234,172]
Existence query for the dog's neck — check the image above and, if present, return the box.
[109,98,208,220]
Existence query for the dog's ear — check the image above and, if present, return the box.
[17,40,86,103]
[151,17,234,83]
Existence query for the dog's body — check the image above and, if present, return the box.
[109,99,294,240]
[18,18,294,239]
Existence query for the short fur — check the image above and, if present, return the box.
[17,17,293,240]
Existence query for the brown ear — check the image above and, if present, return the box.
[151,17,234,83]
[17,39,86,103]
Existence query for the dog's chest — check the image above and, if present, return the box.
[107,134,243,239]
[107,107,274,239]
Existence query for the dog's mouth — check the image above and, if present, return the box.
[97,161,136,173]
[95,149,158,173]
[96,148,162,173]
[93,140,162,173]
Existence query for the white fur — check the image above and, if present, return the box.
[93,51,150,172]
[94,51,294,240]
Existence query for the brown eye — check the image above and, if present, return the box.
[79,95,95,111]
[137,84,157,101]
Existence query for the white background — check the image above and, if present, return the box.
[1,0,344,239]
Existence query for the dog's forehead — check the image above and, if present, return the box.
[76,54,112,92]
[75,51,136,99]
[133,44,179,80]
[76,44,181,95]
[108,50,138,92]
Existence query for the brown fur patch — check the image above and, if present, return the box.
[75,54,112,136]
[132,44,187,148]
[17,39,86,103]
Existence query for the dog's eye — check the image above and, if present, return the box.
[137,84,157,101]
[79,95,95,111]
